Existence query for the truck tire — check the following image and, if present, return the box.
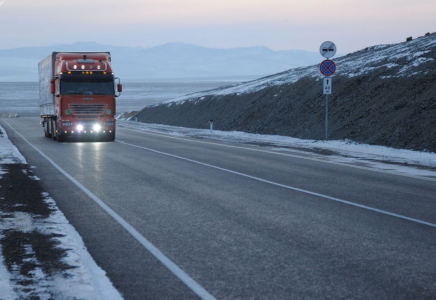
[106,131,115,142]
[57,134,67,142]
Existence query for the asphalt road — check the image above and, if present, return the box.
[2,117,436,300]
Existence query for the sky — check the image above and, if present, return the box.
[0,0,435,54]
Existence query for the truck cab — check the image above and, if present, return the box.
[39,52,122,142]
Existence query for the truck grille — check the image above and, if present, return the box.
[69,104,108,115]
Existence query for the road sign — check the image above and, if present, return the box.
[320,60,336,76]
[323,77,332,95]
[320,41,337,58]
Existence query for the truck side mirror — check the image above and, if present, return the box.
[50,79,55,94]
[117,84,123,93]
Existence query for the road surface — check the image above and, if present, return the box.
[2,117,436,300]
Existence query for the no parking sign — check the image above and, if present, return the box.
[320,59,336,77]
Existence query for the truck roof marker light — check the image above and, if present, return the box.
[103,72,107,75]
[68,71,71,74]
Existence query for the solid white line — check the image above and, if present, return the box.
[116,139,436,229]
[5,122,217,300]
[117,125,436,183]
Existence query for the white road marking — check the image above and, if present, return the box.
[6,122,217,300]
[116,139,436,229]
[118,125,436,183]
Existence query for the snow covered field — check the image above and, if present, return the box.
[0,125,123,300]
[118,120,436,180]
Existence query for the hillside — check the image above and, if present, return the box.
[134,33,436,152]
[0,42,320,81]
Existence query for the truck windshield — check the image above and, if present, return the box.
[60,76,115,95]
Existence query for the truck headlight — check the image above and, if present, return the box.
[77,124,84,131]
[93,124,101,131]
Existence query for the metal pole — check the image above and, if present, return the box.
[325,94,329,140]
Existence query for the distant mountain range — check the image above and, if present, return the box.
[0,42,321,81]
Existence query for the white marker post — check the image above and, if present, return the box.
[319,41,337,140]
[323,77,332,140]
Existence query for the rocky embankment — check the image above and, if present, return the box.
[134,33,436,153]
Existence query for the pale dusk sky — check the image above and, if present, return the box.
[0,0,434,53]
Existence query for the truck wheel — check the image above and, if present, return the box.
[57,134,67,142]
[106,131,115,142]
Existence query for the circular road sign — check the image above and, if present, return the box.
[320,60,336,76]
[320,41,337,58]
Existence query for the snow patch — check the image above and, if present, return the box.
[0,127,27,164]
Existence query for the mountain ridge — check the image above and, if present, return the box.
[0,42,320,81]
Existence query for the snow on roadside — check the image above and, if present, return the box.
[0,125,123,300]
[0,127,26,164]
[118,121,436,180]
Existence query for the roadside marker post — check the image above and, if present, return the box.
[319,41,337,140]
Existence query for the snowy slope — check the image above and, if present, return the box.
[164,33,436,104]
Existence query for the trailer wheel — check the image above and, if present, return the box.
[44,119,52,138]
[51,119,57,141]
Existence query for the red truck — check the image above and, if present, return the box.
[39,52,122,142]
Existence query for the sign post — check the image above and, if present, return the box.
[323,77,332,140]
[319,41,337,140]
